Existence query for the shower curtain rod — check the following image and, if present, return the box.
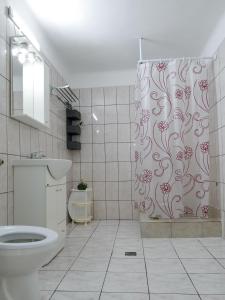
[137,38,214,63]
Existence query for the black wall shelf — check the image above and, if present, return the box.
[66,109,81,150]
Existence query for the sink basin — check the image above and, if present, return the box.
[12,159,72,180]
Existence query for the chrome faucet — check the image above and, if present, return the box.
[30,151,46,159]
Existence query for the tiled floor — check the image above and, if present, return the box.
[40,221,225,299]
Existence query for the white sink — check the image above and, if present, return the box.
[12,159,72,180]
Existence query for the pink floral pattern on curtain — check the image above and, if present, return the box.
[134,59,210,219]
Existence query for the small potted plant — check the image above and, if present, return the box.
[77,179,88,191]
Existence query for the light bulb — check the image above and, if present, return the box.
[11,46,19,56]
[18,52,26,64]
[27,52,36,63]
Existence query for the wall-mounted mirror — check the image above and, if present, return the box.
[10,34,49,129]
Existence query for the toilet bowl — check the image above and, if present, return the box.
[0,225,58,300]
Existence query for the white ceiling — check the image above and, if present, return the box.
[25,0,225,75]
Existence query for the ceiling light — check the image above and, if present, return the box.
[8,7,40,51]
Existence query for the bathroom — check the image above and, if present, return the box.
[1,0,225,299]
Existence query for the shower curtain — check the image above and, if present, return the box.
[134,59,210,218]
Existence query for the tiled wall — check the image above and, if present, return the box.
[209,38,225,236]
[0,1,72,225]
[72,86,138,220]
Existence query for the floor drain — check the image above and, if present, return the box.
[125,251,137,256]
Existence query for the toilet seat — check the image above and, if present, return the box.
[0,226,58,250]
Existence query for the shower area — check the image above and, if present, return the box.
[134,40,221,237]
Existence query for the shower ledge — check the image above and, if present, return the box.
[139,213,221,238]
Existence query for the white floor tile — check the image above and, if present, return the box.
[148,273,196,294]
[174,246,212,258]
[150,295,200,300]
[190,274,225,294]
[114,238,143,248]
[206,246,225,258]
[143,238,171,248]
[41,291,53,300]
[71,257,109,272]
[80,246,112,258]
[103,272,148,293]
[42,257,75,271]
[200,296,225,300]
[146,258,185,273]
[144,246,178,259]
[181,259,225,273]
[100,292,149,300]
[108,258,146,273]
[39,271,66,290]
[51,291,100,299]
[57,245,81,257]
[57,271,105,292]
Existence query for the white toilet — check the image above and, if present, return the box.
[0,225,58,300]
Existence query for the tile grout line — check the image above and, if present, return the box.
[98,220,120,299]
[141,235,151,299]
[198,238,225,270]
[48,221,100,299]
[170,239,203,300]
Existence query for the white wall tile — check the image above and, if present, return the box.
[93,144,105,162]
[80,107,92,125]
[94,201,106,219]
[106,182,118,201]
[46,134,53,157]
[20,123,31,157]
[30,128,40,153]
[105,124,117,143]
[92,106,104,124]
[118,143,130,161]
[117,105,130,123]
[81,125,92,143]
[93,125,104,143]
[105,105,117,124]
[93,182,106,201]
[105,143,117,162]
[72,151,81,163]
[104,87,116,105]
[119,201,133,219]
[0,38,7,79]
[0,114,7,153]
[118,124,130,142]
[81,162,92,182]
[7,118,20,155]
[106,162,118,181]
[80,88,92,106]
[0,75,7,115]
[72,163,81,181]
[0,193,7,225]
[106,201,119,219]
[117,86,129,104]
[7,191,13,225]
[81,144,92,162]
[129,85,135,103]
[119,181,132,201]
[92,88,104,106]
[119,162,131,181]
[0,153,7,193]
[93,163,105,181]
